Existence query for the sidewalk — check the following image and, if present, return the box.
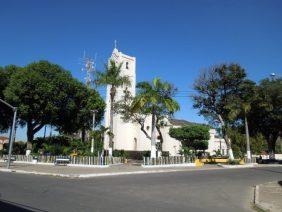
[254,181,282,212]
[0,162,220,178]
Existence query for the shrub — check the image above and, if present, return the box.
[228,159,240,165]
[113,150,128,158]
[161,151,170,157]
[143,151,150,157]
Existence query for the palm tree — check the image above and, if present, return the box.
[242,103,251,162]
[131,78,180,158]
[230,80,257,162]
[95,60,131,156]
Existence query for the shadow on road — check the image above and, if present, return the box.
[251,167,282,174]
[0,199,46,212]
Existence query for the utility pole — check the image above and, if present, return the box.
[0,99,17,169]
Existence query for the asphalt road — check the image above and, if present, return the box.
[0,167,281,212]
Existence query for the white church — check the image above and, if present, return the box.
[103,48,227,156]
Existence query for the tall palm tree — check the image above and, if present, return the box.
[131,78,180,158]
[95,60,131,156]
[230,80,256,162]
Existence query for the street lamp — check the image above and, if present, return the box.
[0,99,17,169]
[90,109,97,153]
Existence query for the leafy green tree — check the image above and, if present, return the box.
[248,78,282,158]
[169,125,210,154]
[0,65,20,132]
[129,78,180,158]
[228,129,267,158]
[193,64,247,160]
[95,60,131,156]
[4,61,105,149]
[54,88,105,142]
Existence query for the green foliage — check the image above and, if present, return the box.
[228,129,268,158]
[193,140,208,151]
[227,159,240,165]
[169,125,210,151]
[250,134,268,155]
[131,78,180,117]
[112,150,128,158]
[0,65,20,132]
[179,146,192,157]
[3,61,105,142]
[2,141,26,155]
[193,63,247,127]
[213,149,222,157]
[193,64,248,158]
[31,135,104,156]
[143,151,151,157]
[248,78,282,153]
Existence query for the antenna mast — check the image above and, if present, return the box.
[81,51,96,88]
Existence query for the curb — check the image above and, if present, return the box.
[141,163,196,168]
[0,167,223,178]
[218,163,258,169]
[0,164,281,179]
[1,161,110,168]
[253,184,273,212]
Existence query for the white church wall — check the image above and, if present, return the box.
[104,48,137,151]
[103,48,227,157]
[161,126,182,156]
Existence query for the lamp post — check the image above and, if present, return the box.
[0,99,17,169]
[90,110,97,153]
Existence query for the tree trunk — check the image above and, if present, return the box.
[81,128,86,142]
[156,124,163,152]
[268,134,276,159]
[244,115,251,163]
[109,86,116,157]
[150,108,157,159]
[26,123,34,151]
[218,114,234,160]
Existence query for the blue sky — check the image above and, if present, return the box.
[1,0,282,141]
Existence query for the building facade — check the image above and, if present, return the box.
[104,48,227,156]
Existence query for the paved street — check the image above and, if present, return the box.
[0,166,281,212]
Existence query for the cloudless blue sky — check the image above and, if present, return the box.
[0,0,282,141]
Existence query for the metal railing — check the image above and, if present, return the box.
[143,156,194,166]
[0,155,124,166]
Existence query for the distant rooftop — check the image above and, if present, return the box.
[168,118,203,126]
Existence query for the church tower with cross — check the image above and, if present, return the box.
[104,46,139,152]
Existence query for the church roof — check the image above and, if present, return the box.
[0,136,9,144]
[168,118,202,126]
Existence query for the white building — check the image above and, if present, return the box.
[104,48,227,156]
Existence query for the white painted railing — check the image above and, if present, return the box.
[0,155,123,166]
[143,156,194,166]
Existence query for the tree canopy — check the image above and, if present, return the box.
[169,125,210,151]
[193,63,247,159]
[0,65,20,132]
[248,78,282,154]
[2,61,105,145]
